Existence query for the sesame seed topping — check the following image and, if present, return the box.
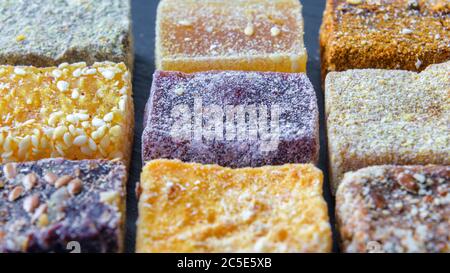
[14,67,26,75]
[57,81,69,92]
[401,28,413,35]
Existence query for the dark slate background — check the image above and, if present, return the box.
[127,0,336,253]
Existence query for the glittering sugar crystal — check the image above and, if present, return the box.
[142,70,319,167]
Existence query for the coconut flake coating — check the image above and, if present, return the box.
[143,70,319,168]
[0,0,133,68]
[0,158,126,253]
[337,165,450,253]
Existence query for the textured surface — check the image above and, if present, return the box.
[156,0,307,73]
[0,158,127,253]
[142,70,319,167]
[326,61,450,192]
[136,159,332,253]
[127,0,337,253]
[320,0,450,78]
[0,62,134,165]
[0,0,133,68]
[336,165,450,253]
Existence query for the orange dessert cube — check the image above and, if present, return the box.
[0,62,134,164]
[136,159,332,253]
[156,0,307,73]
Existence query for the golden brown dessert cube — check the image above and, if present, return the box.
[156,0,307,73]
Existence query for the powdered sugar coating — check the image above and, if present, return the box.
[337,165,449,253]
[143,70,319,167]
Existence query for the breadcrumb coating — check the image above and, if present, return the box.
[326,61,449,192]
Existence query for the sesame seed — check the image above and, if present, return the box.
[100,69,115,80]
[72,68,82,77]
[52,69,63,78]
[92,117,106,127]
[401,28,413,35]
[73,135,88,146]
[71,89,80,99]
[103,112,114,122]
[14,67,26,75]
[57,81,69,92]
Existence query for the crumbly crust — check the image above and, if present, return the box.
[0,158,127,253]
[336,165,449,253]
[320,0,450,79]
[326,61,449,192]
[136,159,332,253]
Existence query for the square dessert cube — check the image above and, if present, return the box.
[0,0,133,68]
[0,158,127,253]
[326,61,450,192]
[136,159,332,253]
[320,0,450,78]
[142,70,319,167]
[0,62,134,165]
[336,165,450,253]
[156,0,307,73]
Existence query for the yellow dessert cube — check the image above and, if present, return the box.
[0,62,134,164]
[136,159,332,253]
[156,0,307,73]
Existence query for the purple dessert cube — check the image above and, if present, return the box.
[0,159,126,253]
[142,70,319,168]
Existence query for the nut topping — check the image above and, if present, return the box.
[3,163,17,179]
[54,175,73,188]
[31,204,48,223]
[68,178,83,196]
[397,172,419,194]
[44,172,57,184]
[23,173,38,190]
[8,186,24,202]
[23,194,40,213]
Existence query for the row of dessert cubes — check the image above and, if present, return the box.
[0,0,448,253]
[0,0,134,252]
[136,0,334,253]
[137,0,449,253]
[320,0,449,253]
